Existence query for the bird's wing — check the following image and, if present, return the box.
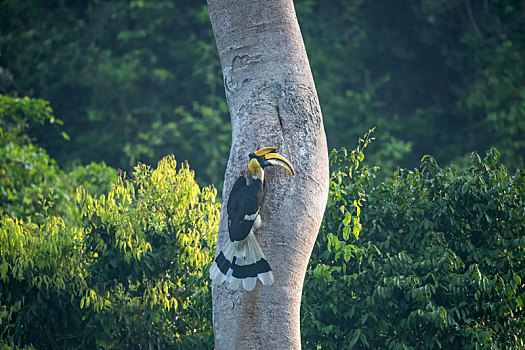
[227,176,246,234]
[228,176,246,217]
[229,179,263,242]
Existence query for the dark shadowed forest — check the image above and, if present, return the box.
[1,1,524,349]
[2,0,523,185]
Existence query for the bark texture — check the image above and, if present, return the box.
[208,0,329,348]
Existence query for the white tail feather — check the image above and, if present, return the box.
[258,271,274,286]
[246,233,274,286]
[228,278,241,290]
[241,236,257,291]
[248,233,266,259]
[210,230,274,290]
[209,262,221,282]
[223,241,236,260]
[243,277,257,291]
[245,235,256,264]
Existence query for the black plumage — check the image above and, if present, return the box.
[210,147,294,291]
[210,170,272,290]
[227,176,263,242]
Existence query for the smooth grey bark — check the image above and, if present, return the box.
[208,0,329,348]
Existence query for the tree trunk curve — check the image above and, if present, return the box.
[208,1,329,348]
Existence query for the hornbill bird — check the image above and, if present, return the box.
[210,147,295,291]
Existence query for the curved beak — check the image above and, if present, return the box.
[252,147,295,176]
[253,147,277,156]
[264,152,295,176]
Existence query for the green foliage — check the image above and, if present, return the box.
[76,156,218,348]
[2,2,525,346]
[2,0,524,186]
[0,95,217,349]
[303,135,525,349]
[0,215,86,348]
[0,1,230,186]
[3,94,524,349]
[296,0,525,172]
[1,156,219,349]
[0,94,116,220]
[172,101,231,187]
[0,94,59,140]
[0,342,34,350]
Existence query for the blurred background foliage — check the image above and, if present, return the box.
[1,97,218,348]
[303,132,525,349]
[1,0,524,186]
[0,0,228,187]
[1,100,523,348]
[1,0,525,348]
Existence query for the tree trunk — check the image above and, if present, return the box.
[208,0,329,348]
